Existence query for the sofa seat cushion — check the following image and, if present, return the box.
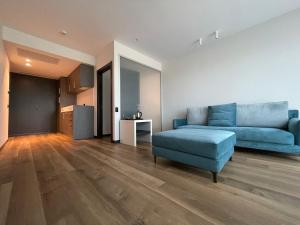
[177,125,294,145]
[152,129,236,160]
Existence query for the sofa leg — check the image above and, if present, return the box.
[153,155,157,164]
[212,172,218,183]
[229,157,233,161]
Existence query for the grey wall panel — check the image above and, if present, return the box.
[73,105,94,140]
[80,64,94,87]
[102,69,112,135]
[9,73,58,136]
[120,69,140,118]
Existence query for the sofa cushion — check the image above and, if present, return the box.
[152,129,236,160]
[177,125,294,145]
[232,127,294,145]
[187,107,208,125]
[208,103,236,127]
[237,101,289,128]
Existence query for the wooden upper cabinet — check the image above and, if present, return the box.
[59,77,76,107]
[68,64,94,94]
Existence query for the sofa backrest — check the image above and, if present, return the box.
[187,107,208,125]
[289,110,299,119]
[237,101,288,128]
[184,102,298,129]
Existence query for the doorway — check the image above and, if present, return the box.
[97,62,113,140]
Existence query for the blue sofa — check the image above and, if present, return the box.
[174,109,300,154]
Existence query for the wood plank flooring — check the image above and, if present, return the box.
[0,134,300,225]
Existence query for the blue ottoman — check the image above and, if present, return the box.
[152,129,236,182]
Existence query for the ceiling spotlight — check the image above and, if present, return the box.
[25,58,31,62]
[60,30,68,35]
[25,63,32,67]
[198,38,203,46]
[215,30,220,39]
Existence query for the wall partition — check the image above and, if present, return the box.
[120,57,162,133]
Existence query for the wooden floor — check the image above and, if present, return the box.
[0,134,300,225]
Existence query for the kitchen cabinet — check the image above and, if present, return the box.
[68,64,94,94]
[60,105,94,140]
[59,77,76,107]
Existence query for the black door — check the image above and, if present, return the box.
[9,73,58,136]
[97,63,113,139]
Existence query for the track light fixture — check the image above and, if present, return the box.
[215,30,220,39]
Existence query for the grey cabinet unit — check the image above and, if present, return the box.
[60,105,94,140]
[68,64,94,94]
[59,77,76,107]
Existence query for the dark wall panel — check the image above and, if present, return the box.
[121,68,140,118]
[9,73,58,136]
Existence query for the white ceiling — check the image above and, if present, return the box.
[1,0,300,62]
[4,41,80,79]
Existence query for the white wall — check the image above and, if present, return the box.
[162,9,300,130]
[113,41,162,140]
[79,41,162,140]
[140,70,161,133]
[0,27,10,147]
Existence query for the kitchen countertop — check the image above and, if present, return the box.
[61,105,74,112]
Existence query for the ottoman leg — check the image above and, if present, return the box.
[212,172,218,183]
[153,155,157,164]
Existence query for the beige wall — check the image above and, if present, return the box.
[0,27,10,147]
[77,88,94,106]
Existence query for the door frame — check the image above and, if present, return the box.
[97,62,113,141]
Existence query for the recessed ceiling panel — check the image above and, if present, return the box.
[4,41,81,79]
[17,48,60,64]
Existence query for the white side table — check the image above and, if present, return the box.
[120,119,152,146]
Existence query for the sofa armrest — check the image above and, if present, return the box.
[288,118,300,145]
[173,119,187,129]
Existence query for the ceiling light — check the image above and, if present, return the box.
[25,58,31,62]
[60,30,68,35]
[198,38,203,45]
[215,30,220,39]
[25,63,32,67]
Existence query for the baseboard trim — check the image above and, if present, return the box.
[0,139,8,151]
[94,134,112,139]
[9,131,56,137]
